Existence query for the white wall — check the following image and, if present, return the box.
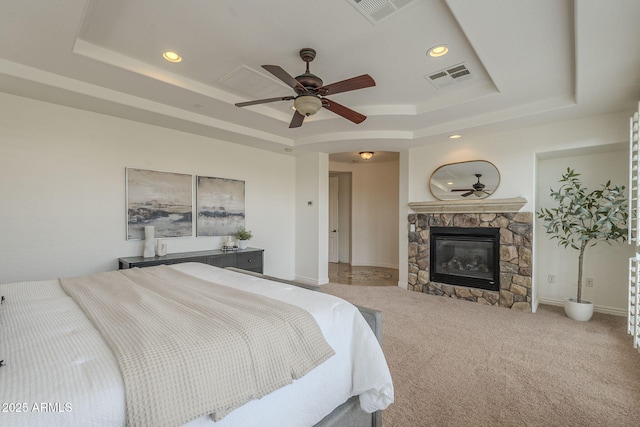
[405,112,631,313]
[398,150,410,287]
[295,153,329,284]
[3,90,632,312]
[330,160,400,269]
[536,146,634,315]
[407,113,629,211]
[0,93,296,283]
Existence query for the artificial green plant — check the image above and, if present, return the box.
[536,168,628,303]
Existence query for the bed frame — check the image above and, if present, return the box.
[225,268,383,427]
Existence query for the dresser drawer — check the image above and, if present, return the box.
[206,254,235,268]
[236,251,263,273]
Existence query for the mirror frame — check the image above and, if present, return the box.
[429,160,500,201]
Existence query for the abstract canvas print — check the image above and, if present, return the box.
[196,176,245,236]
[126,168,193,240]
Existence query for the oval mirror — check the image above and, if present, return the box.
[429,160,500,200]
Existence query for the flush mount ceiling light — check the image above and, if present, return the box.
[359,151,374,160]
[162,51,182,63]
[448,134,462,139]
[428,45,449,58]
[293,95,322,117]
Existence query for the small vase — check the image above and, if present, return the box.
[156,239,167,256]
[143,226,155,258]
[239,239,248,250]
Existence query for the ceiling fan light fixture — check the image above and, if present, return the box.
[293,95,322,116]
[359,151,374,160]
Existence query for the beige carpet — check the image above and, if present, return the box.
[322,282,640,427]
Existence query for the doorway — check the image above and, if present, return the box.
[328,172,352,264]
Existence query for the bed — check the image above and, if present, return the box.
[0,262,393,427]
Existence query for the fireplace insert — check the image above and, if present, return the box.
[430,227,500,291]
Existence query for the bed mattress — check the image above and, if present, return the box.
[0,262,393,426]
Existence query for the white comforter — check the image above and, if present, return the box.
[0,263,393,427]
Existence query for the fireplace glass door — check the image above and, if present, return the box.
[430,227,500,291]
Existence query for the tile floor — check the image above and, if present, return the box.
[328,263,398,286]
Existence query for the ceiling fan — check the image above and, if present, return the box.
[234,48,375,128]
[451,174,490,197]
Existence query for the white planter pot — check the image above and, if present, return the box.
[238,240,248,249]
[563,298,594,321]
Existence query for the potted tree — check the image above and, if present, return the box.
[236,226,252,250]
[537,168,628,321]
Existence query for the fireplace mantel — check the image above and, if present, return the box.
[408,197,527,214]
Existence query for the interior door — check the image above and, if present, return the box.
[329,176,339,263]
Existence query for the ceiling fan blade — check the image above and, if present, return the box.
[461,191,473,197]
[317,74,375,96]
[235,96,294,107]
[322,98,366,124]
[289,110,305,128]
[262,65,308,93]
[451,189,473,192]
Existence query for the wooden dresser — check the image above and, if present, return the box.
[118,248,264,273]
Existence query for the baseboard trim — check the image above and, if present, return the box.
[538,297,627,317]
[295,275,328,286]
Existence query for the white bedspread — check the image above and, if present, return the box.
[0,263,393,427]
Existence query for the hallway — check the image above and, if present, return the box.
[328,263,398,286]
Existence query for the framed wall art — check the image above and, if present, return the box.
[196,176,245,236]
[126,168,193,240]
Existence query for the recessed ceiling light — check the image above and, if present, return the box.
[162,51,182,63]
[428,45,449,58]
[448,134,462,139]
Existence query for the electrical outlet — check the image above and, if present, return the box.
[547,274,556,283]
[585,278,594,287]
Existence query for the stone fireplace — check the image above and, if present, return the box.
[408,198,532,312]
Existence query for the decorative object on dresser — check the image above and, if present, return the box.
[429,160,500,201]
[143,225,155,258]
[537,167,628,321]
[236,226,253,250]
[155,239,167,256]
[221,236,238,251]
[119,248,264,273]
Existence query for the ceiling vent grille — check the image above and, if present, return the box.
[426,63,474,89]
[218,65,289,99]
[348,0,418,24]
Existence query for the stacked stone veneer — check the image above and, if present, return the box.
[408,212,533,312]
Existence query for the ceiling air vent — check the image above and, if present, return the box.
[218,65,289,99]
[426,63,474,89]
[348,0,418,24]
